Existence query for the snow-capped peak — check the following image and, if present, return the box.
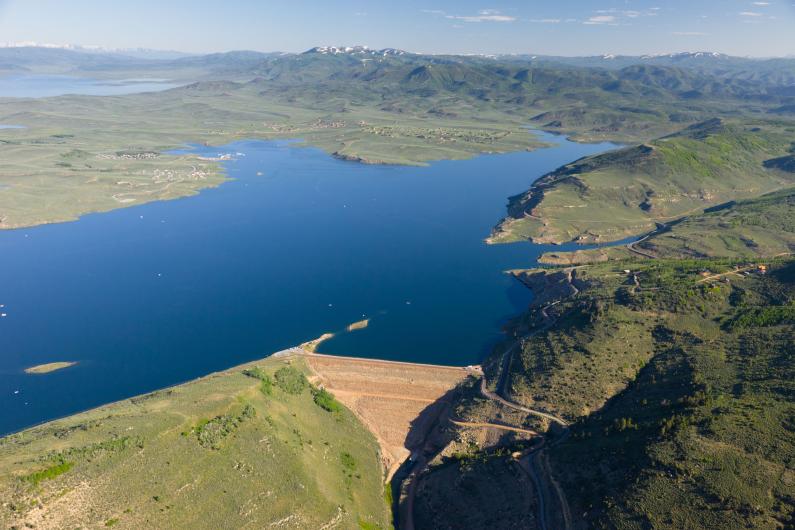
[640,51,729,60]
[305,46,409,57]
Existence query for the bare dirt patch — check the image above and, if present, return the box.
[301,351,476,479]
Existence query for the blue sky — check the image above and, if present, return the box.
[0,0,793,57]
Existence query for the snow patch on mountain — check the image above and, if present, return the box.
[305,46,409,57]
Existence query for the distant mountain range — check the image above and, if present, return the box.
[2,44,795,93]
[305,46,410,57]
[0,42,195,60]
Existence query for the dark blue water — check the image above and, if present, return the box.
[0,133,616,435]
[0,75,176,98]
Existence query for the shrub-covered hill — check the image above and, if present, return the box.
[492,119,795,245]
[0,356,390,530]
[505,259,795,528]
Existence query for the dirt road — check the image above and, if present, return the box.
[450,419,538,436]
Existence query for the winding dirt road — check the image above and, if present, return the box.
[477,269,579,530]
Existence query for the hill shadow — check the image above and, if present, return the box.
[389,384,464,529]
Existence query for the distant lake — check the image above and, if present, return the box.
[0,133,617,435]
[0,74,177,98]
[0,124,25,129]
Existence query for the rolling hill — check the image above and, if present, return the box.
[492,118,795,245]
[0,355,391,529]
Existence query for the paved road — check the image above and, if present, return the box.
[625,222,667,259]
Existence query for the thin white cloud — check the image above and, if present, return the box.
[583,8,658,26]
[752,2,770,5]
[528,18,561,24]
[446,12,516,23]
[673,31,710,36]
[739,11,763,16]
[446,15,516,22]
[424,8,516,23]
[584,15,618,25]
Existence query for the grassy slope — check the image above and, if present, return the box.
[504,259,794,528]
[636,188,795,259]
[492,119,795,245]
[0,355,390,530]
[539,186,795,264]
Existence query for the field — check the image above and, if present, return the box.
[0,354,391,530]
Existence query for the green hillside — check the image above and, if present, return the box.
[542,260,795,529]
[538,186,795,265]
[0,356,390,530]
[492,119,795,245]
[408,257,795,529]
[478,258,795,529]
[637,188,795,259]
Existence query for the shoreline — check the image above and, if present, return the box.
[0,130,607,437]
[1,346,478,439]
[0,124,550,233]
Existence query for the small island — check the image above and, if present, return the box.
[24,362,77,374]
[346,318,369,332]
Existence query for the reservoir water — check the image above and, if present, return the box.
[0,133,615,435]
[0,75,177,98]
